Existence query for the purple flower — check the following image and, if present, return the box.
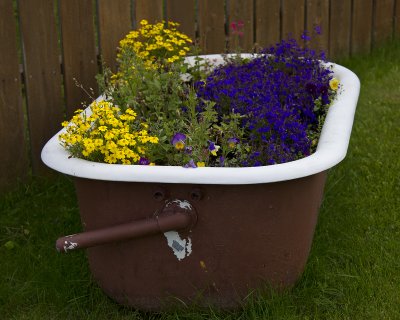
[227,137,239,148]
[196,36,333,166]
[301,31,311,41]
[171,133,186,150]
[184,146,193,155]
[138,157,150,165]
[219,156,225,167]
[184,159,197,168]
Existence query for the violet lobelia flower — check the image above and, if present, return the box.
[196,36,334,166]
[171,133,186,150]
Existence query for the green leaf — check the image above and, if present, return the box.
[4,240,16,250]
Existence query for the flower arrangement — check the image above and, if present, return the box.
[59,20,340,168]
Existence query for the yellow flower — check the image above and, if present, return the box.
[197,162,205,167]
[329,78,340,91]
[174,141,185,150]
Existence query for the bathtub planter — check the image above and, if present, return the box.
[41,55,360,310]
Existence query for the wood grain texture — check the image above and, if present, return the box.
[306,0,329,54]
[198,0,226,53]
[282,0,305,40]
[255,0,280,48]
[228,0,254,52]
[395,0,400,38]
[0,0,29,190]
[19,0,63,174]
[60,0,99,118]
[352,0,373,55]
[98,0,132,72]
[373,0,395,46]
[166,0,196,41]
[135,0,163,25]
[329,0,351,59]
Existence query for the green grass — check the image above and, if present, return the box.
[1,41,400,319]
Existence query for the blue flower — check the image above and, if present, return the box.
[196,36,333,166]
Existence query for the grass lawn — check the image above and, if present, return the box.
[1,41,399,319]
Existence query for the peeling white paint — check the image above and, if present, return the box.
[168,199,192,210]
[63,240,78,252]
[164,231,192,261]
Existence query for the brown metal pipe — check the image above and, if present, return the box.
[56,200,196,253]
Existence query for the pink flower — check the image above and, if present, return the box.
[230,20,244,37]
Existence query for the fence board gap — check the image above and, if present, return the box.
[0,1,29,191]
[60,0,99,118]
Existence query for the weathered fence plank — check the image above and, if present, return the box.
[60,0,99,118]
[282,0,305,40]
[0,0,29,190]
[373,0,395,45]
[395,0,400,37]
[255,0,280,48]
[352,0,373,55]
[228,0,254,52]
[306,0,329,54]
[98,0,133,72]
[135,0,164,25]
[19,0,63,174]
[329,0,351,59]
[166,0,196,41]
[198,0,226,53]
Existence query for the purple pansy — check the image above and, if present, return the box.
[171,133,186,150]
[208,141,220,156]
[184,159,197,168]
[138,157,150,165]
[227,137,239,148]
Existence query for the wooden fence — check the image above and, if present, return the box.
[1,0,399,191]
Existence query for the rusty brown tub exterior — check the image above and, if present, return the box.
[41,57,360,310]
[72,172,326,309]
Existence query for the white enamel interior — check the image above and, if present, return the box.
[41,54,360,185]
